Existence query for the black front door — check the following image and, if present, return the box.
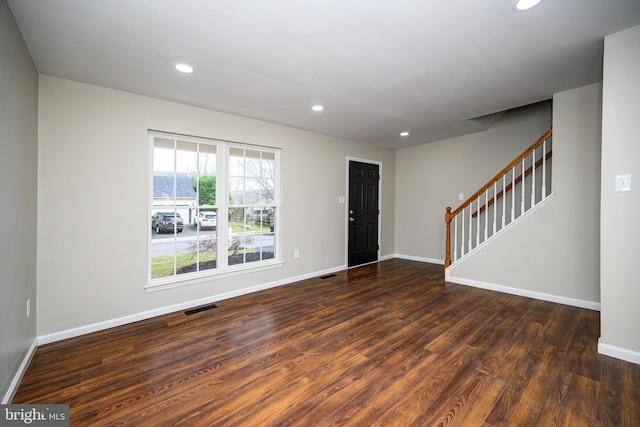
[348,161,380,267]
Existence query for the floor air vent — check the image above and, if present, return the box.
[185,304,218,316]
[320,274,337,280]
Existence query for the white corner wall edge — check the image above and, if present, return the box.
[598,339,640,365]
[38,264,346,346]
[445,273,601,311]
[1,339,38,404]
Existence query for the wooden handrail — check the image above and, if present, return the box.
[471,150,552,218]
[444,128,552,268]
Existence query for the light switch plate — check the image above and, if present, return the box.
[616,174,631,192]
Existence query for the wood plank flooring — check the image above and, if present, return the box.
[13,259,640,426]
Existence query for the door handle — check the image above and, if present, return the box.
[349,217,355,222]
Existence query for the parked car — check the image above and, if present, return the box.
[270,222,275,232]
[152,212,184,233]
[196,211,217,230]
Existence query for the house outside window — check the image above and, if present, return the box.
[148,132,280,290]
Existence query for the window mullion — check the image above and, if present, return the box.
[216,145,229,270]
[195,144,201,271]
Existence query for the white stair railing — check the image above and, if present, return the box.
[445,129,553,268]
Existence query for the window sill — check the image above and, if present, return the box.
[146,259,284,293]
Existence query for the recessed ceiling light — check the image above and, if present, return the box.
[514,0,543,12]
[311,105,324,112]
[400,131,410,137]
[174,62,194,74]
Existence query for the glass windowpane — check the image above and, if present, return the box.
[229,147,245,176]
[229,177,244,205]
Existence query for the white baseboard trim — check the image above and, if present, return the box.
[38,264,347,345]
[598,339,640,365]
[445,274,601,311]
[2,338,38,404]
[394,253,444,265]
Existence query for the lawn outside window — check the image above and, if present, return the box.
[148,131,281,290]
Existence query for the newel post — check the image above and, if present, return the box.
[444,207,452,268]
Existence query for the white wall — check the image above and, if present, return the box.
[0,0,38,401]
[600,24,640,362]
[36,75,395,338]
[395,102,551,263]
[447,83,602,306]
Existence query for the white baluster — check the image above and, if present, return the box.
[493,181,497,235]
[461,207,465,257]
[511,166,516,221]
[484,189,489,241]
[542,139,547,197]
[469,202,473,252]
[453,215,458,262]
[502,174,506,228]
[531,147,536,207]
[521,158,526,214]
[476,198,480,247]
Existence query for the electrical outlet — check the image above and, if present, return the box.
[27,299,31,318]
[294,249,300,258]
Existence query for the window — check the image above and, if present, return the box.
[148,132,280,289]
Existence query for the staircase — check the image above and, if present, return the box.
[444,128,553,268]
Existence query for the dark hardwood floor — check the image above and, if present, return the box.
[13,259,640,426]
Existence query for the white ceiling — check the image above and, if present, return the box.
[8,0,640,149]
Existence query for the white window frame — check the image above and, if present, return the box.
[147,131,282,292]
